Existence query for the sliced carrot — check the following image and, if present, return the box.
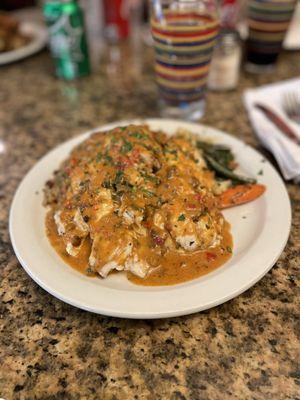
[219,184,266,209]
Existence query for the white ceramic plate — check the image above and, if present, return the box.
[9,119,291,319]
[0,21,47,66]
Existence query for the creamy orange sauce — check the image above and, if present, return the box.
[46,211,232,285]
[128,221,232,286]
[46,212,94,276]
[44,125,235,286]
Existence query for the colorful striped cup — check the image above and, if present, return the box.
[150,1,219,120]
[245,0,296,72]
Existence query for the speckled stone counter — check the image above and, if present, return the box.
[0,43,299,400]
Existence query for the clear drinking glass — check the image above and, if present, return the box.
[245,0,296,73]
[150,0,219,120]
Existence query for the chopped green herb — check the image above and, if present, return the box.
[178,214,186,221]
[121,141,133,153]
[164,148,178,156]
[122,180,134,190]
[102,180,111,189]
[86,267,93,275]
[141,188,155,198]
[130,132,147,139]
[96,152,102,162]
[104,154,113,164]
[114,170,124,185]
[141,172,160,185]
[257,169,263,175]
[140,143,153,151]
[226,246,232,253]
[119,127,127,131]
[111,136,118,143]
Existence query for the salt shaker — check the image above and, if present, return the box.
[208,28,242,91]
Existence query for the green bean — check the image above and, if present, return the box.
[204,154,256,184]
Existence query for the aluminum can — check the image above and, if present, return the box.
[43,0,90,80]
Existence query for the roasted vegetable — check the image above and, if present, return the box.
[196,141,234,170]
[219,184,266,209]
[197,141,256,184]
[204,154,256,184]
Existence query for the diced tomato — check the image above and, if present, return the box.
[206,252,216,261]
[187,203,196,209]
[195,193,202,202]
[70,158,78,166]
[117,156,133,169]
[153,235,165,246]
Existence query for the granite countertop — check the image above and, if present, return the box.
[0,42,299,400]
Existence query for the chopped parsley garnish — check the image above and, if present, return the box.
[114,170,124,185]
[130,132,147,139]
[141,188,155,198]
[141,172,160,185]
[96,152,102,162]
[121,141,133,154]
[178,214,186,221]
[226,246,232,253]
[164,148,178,156]
[104,154,113,164]
[111,136,118,143]
[140,143,153,151]
[257,169,263,175]
[86,267,93,275]
[124,180,134,190]
[102,180,112,189]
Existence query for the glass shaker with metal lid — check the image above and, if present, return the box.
[208,28,241,91]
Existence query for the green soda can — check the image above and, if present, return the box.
[43,0,90,80]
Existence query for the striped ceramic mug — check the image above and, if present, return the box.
[150,0,219,120]
[245,0,296,72]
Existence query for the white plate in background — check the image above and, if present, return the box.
[9,119,291,318]
[0,21,47,66]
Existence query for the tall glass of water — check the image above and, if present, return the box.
[150,0,219,120]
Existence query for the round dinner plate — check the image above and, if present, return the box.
[9,119,291,319]
[0,21,47,66]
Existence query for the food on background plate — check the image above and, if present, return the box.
[44,125,265,286]
[0,12,30,53]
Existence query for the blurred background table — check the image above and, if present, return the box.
[0,43,299,399]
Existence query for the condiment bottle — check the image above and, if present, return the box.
[208,0,241,91]
[43,0,90,80]
[208,28,241,91]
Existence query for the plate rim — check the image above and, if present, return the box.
[0,21,47,65]
[9,119,292,318]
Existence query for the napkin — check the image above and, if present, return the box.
[243,78,300,183]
